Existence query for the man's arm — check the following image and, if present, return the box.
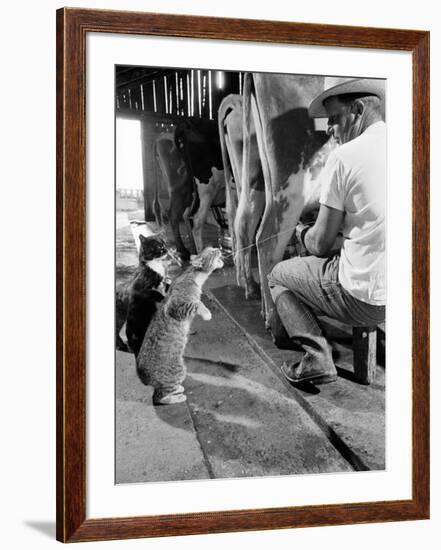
[302,204,343,257]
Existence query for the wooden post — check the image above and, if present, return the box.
[353,327,377,385]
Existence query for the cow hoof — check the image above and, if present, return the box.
[245,289,261,300]
[245,285,261,300]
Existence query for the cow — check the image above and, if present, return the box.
[153,132,195,259]
[220,74,337,323]
[218,94,265,299]
[174,118,225,254]
[154,120,225,259]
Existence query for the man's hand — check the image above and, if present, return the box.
[302,204,344,257]
[295,222,313,247]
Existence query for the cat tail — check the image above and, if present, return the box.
[136,360,151,386]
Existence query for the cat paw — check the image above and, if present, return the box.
[200,310,212,321]
[245,284,261,300]
[153,392,187,405]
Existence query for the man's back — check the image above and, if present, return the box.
[320,120,386,305]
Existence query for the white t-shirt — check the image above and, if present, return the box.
[319,121,386,306]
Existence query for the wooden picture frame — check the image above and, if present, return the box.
[56,7,430,543]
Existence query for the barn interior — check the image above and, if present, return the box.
[115,65,385,484]
[116,65,241,222]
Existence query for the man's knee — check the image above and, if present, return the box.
[267,258,304,303]
[268,257,304,286]
[268,262,285,302]
[267,262,281,287]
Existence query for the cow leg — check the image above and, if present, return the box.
[192,170,224,253]
[235,73,262,299]
[192,184,215,253]
[255,200,277,321]
[153,192,164,228]
[248,86,306,320]
[219,98,242,259]
[153,147,166,229]
[256,192,304,322]
[225,179,238,258]
[223,133,239,258]
[254,153,327,317]
[182,204,197,255]
[168,194,190,261]
[235,187,264,299]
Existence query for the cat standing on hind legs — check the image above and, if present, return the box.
[115,233,180,354]
[136,247,224,405]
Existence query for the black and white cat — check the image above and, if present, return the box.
[115,234,179,356]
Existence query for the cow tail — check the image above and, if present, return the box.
[218,96,237,256]
[218,98,234,195]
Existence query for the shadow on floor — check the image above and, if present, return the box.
[24,521,56,539]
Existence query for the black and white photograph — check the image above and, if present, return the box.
[3,0,437,546]
[115,66,386,484]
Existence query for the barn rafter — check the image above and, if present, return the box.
[116,65,242,120]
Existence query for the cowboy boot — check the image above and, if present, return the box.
[266,307,298,350]
[274,291,337,385]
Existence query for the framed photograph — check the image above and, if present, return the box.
[56,7,429,543]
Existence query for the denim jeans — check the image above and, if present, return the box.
[267,255,385,371]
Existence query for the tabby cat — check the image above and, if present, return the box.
[136,247,224,405]
[115,234,178,356]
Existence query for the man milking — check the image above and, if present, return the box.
[267,78,386,385]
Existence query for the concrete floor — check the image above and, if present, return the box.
[115,211,385,484]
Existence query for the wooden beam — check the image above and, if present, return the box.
[116,109,182,125]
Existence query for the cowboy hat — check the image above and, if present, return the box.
[308,78,386,118]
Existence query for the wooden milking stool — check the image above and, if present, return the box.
[352,326,377,385]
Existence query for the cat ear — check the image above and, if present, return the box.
[166,299,198,321]
[139,234,147,243]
